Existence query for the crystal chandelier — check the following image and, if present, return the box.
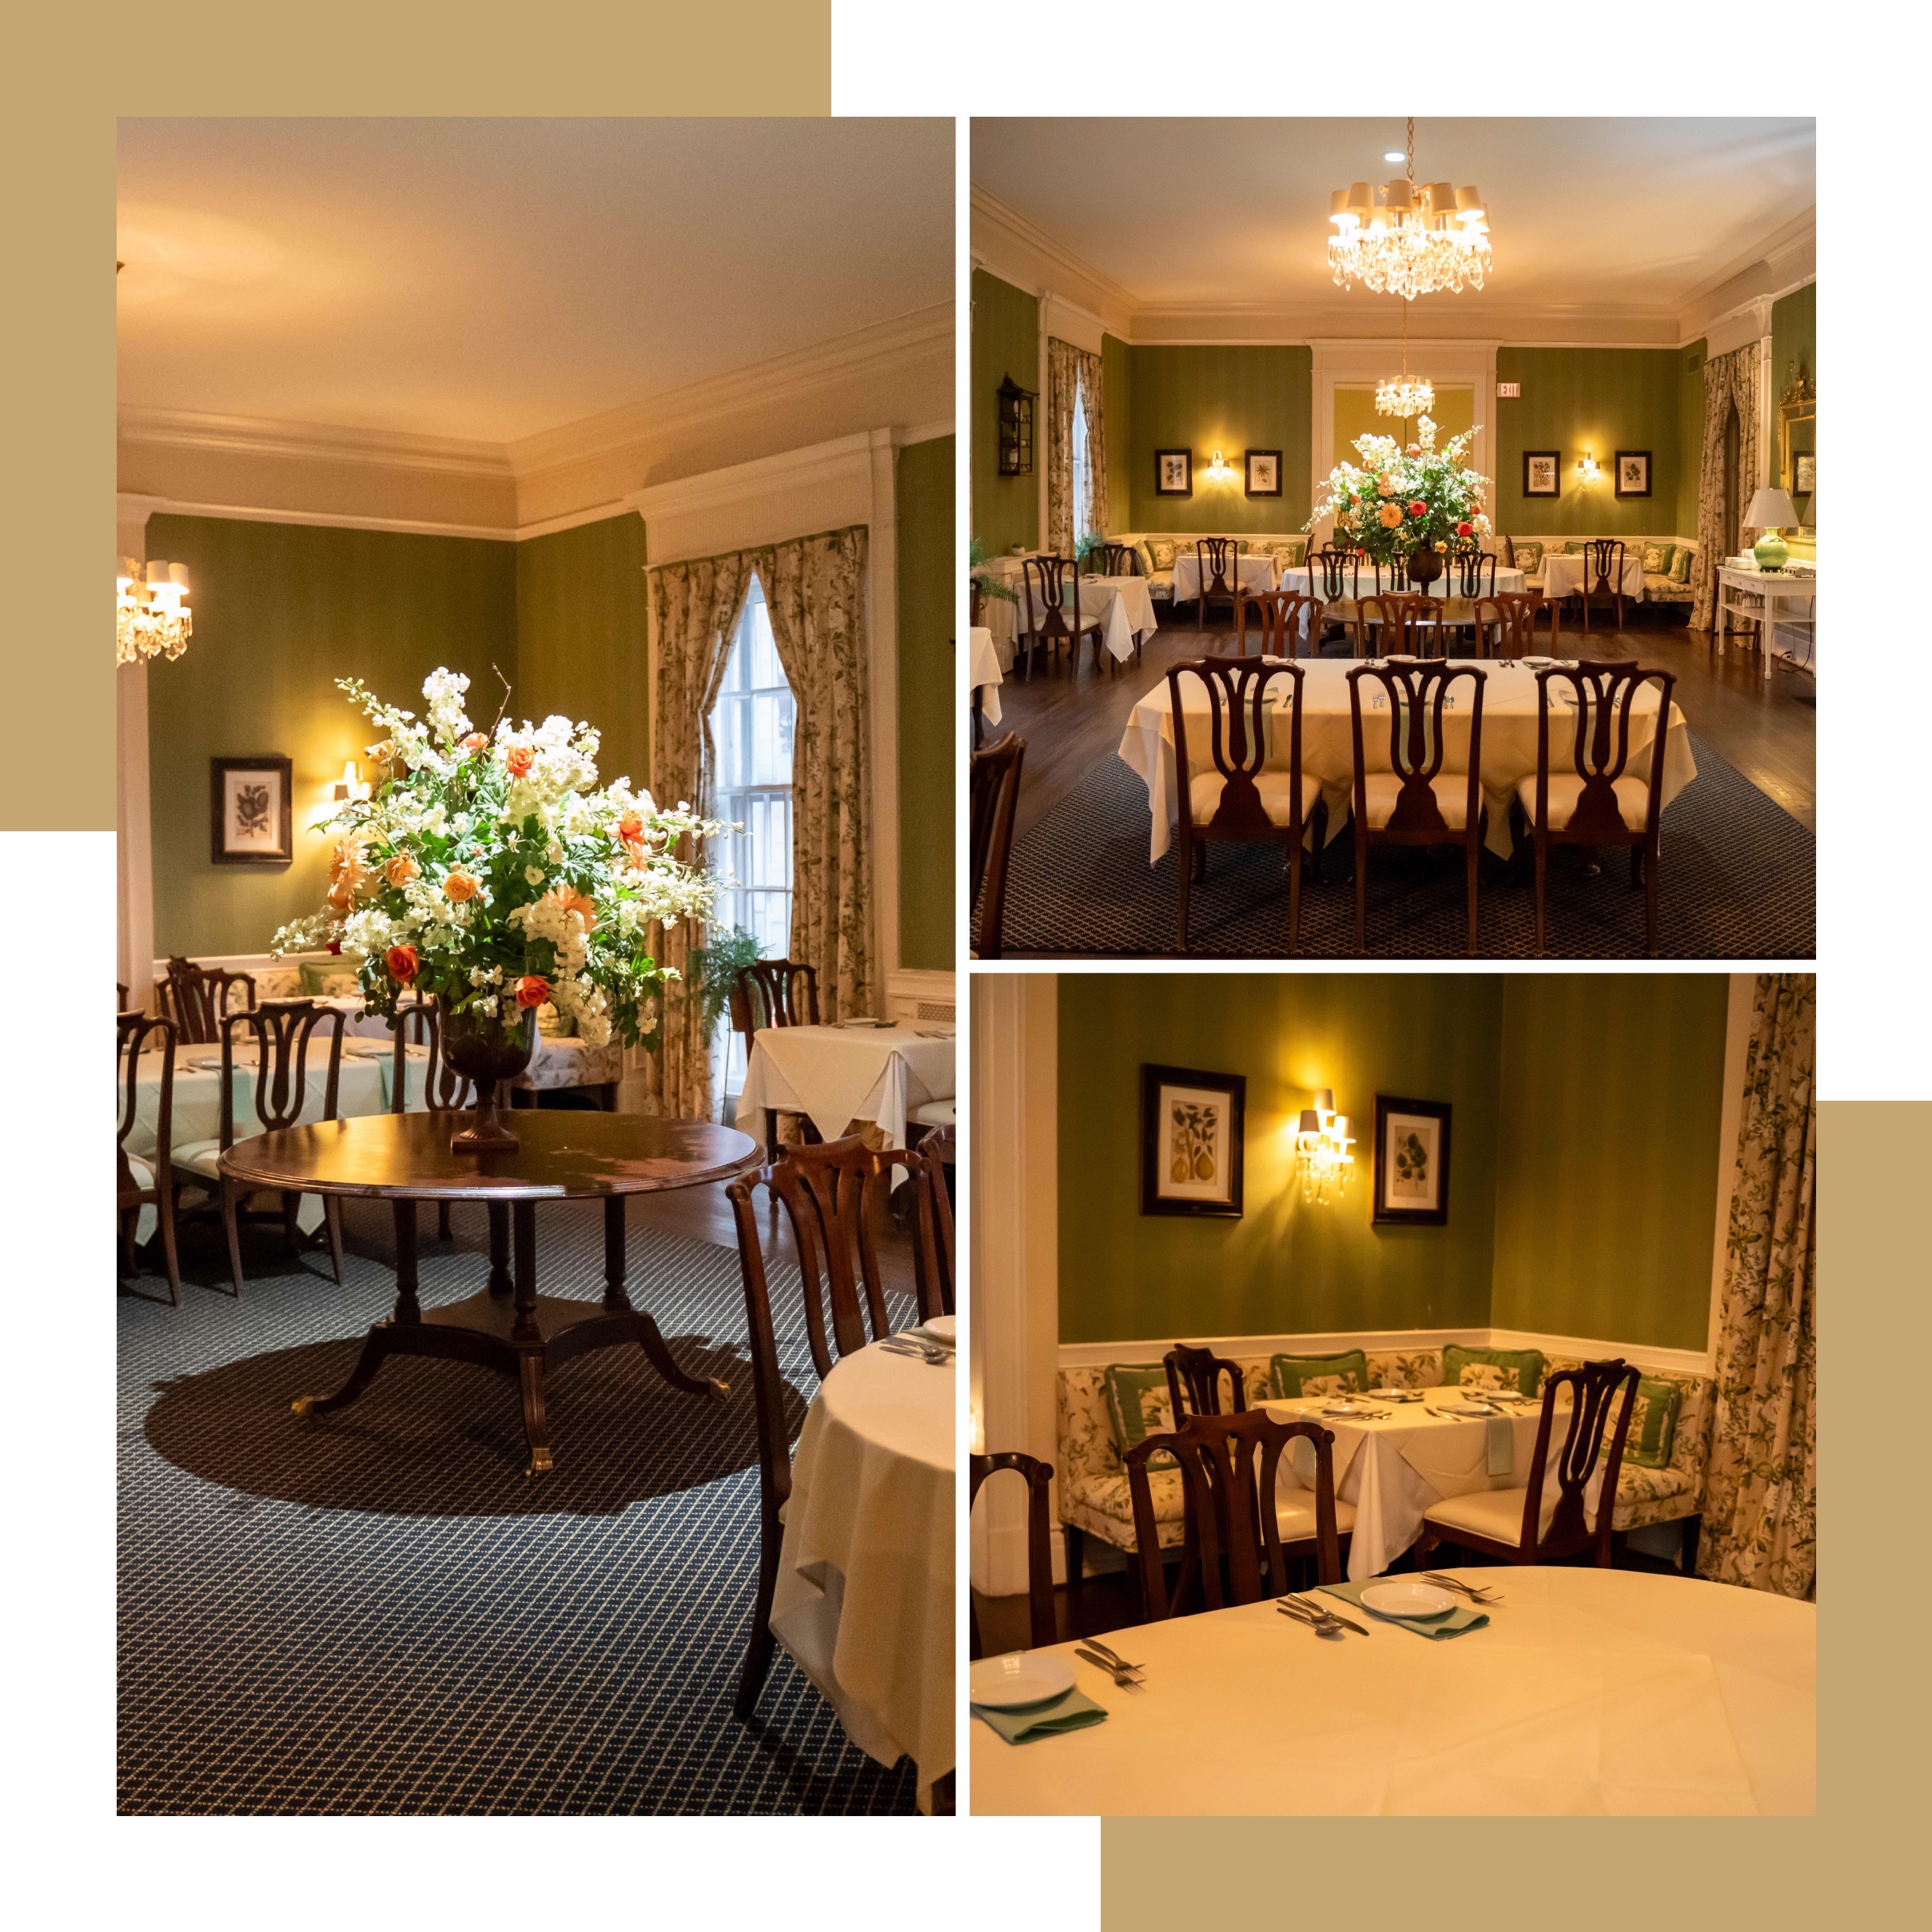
[117,557,192,665]
[1376,292,1434,420]
[1329,119,1490,301]
[1293,1090,1356,1208]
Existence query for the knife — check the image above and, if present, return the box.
[1290,1592,1370,1636]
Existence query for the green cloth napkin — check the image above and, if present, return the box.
[971,1688,1109,1743]
[1486,1413,1514,1477]
[1320,1577,1490,1639]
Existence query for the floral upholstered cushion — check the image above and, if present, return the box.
[1264,538,1309,571]
[1508,540,1545,574]
[1562,540,1587,554]
[1621,1375,1683,1469]
[298,958,365,998]
[1364,1349,1444,1390]
[1670,546,1695,584]
[1146,538,1181,572]
[1101,1364,1176,1455]
[1643,574,1694,601]
[1441,1344,1544,1396]
[1269,1350,1368,1399]
[1640,542,1676,575]
[1133,540,1157,581]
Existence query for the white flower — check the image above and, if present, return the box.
[524,864,546,886]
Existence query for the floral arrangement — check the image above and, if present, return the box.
[272,669,724,1050]
[1306,416,1492,567]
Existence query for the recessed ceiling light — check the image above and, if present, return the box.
[1383,150,1405,164]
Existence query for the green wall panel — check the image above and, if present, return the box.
[895,433,955,970]
[1489,975,1730,1352]
[1056,974,1504,1344]
[1101,330,1133,532]
[145,515,517,961]
[1772,282,1815,547]
[1125,345,1313,534]
[1493,347,1685,539]
[971,269,1038,557]
[514,513,648,795]
[1676,340,1707,538]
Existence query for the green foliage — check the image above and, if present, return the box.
[684,924,766,1044]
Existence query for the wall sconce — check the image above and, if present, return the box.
[996,372,1036,477]
[1202,448,1237,485]
[1293,1088,1356,1206]
[332,759,372,803]
[1575,451,1602,488]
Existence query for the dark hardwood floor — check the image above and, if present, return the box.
[990,607,1815,846]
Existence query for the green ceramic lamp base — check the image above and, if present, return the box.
[1752,528,1790,572]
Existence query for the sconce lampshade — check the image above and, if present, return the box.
[1297,1109,1322,1136]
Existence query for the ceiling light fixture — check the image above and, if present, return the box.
[1383,150,1406,164]
[117,558,192,665]
[1375,291,1435,420]
[1330,118,1491,301]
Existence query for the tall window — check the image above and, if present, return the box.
[1071,371,1093,548]
[707,575,795,1095]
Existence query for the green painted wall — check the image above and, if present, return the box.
[1494,347,1685,539]
[1490,976,1730,1353]
[1676,341,1707,538]
[1772,282,1816,549]
[1101,331,1133,532]
[895,434,955,970]
[1057,974,1505,1344]
[145,515,517,961]
[1125,345,1313,535]
[515,513,648,795]
[971,269,1038,556]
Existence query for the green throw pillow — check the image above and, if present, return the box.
[1510,540,1545,573]
[1267,538,1308,569]
[1670,546,1694,584]
[1147,537,1180,572]
[1269,1350,1368,1400]
[1640,542,1675,576]
[1441,1344,1544,1397]
[1621,1376,1684,1469]
[1102,1364,1176,1456]
[1133,539,1157,580]
[1235,539,1252,555]
[298,957,365,998]
[1562,540,1587,554]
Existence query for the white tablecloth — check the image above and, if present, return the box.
[972,1566,1814,1816]
[771,1336,955,1807]
[735,1022,955,1157]
[994,577,1157,667]
[970,625,1003,727]
[1117,656,1697,862]
[1265,1388,1599,1579]
[1171,552,1277,605]
[1539,553,1647,601]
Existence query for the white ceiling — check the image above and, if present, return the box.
[972,118,1814,325]
[118,118,953,444]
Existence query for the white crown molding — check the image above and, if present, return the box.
[118,495,517,541]
[970,186,1139,339]
[625,428,883,542]
[506,305,952,484]
[901,418,955,446]
[117,407,512,480]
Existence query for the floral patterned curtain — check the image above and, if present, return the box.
[1077,347,1106,544]
[1046,337,1083,560]
[1690,343,1762,631]
[1698,973,1815,1599]
[640,550,753,1119]
[753,525,874,1026]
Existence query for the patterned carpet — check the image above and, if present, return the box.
[983,731,1814,960]
[118,1199,920,1815]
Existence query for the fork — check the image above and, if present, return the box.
[1286,1592,1368,1636]
[878,1338,948,1366]
[1420,1571,1504,1603]
[1079,1636,1144,1679]
[1075,1645,1142,1688]
[1276,1600,1344,1640]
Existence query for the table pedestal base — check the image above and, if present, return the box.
[293,1196,727,1476]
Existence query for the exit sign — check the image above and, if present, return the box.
[1496,382,1521,397]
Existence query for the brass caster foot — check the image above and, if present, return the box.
[707,1377,731,1401]
[526,1448,554,1476]
[292,1394,319,1416]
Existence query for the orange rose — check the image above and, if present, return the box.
[442,867,480,903]
[384,854,419,888]
[515,974,551,1010]
[460,732,487,755]
[386,945,419,983]
[616,811,643,842]
[504,743,535,779]
[548,885,596,931]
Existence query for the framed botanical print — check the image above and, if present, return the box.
[1615,450,1652,499]
[1154,448,1193,497]
[1141,1062,1245,1217]
[1795,452,1816,495]
[1522,451,1560,498]
[211,755,294,866]
[1245,448,1282,497]
[1372,1094,1452,1225]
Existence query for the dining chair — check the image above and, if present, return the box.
[171,998,349,1296]
[1370,556,1415,597]
[1412,1358,1640,1569]
[1579,538,1630,631]
[969,1450,1056,1659]
[1018,555,1105,678]
[1452,546,1499,601]
[1510,660,1679,956]
[1085,540,1134,578]
[388,996,501,1257]
[1353,592,1445,660]
[1307,546,1361,649]
[1167,655,1325,954]
[906,1125,955,1321]
[118,981,129,1011]
[727,1134,918,1718]
[118,1010,181,1305]
[1473,592,1556,660]
[1125,1411,1342,1620]
[1234,590,1320,661]
[1163,1343,1247,1421]
[1347,659,1488,954]
[729,960,823,1158]
[968,731,1026,962]
[158,955,257,1046]
[1192,538,1240,626]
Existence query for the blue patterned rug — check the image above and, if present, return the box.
[118,1200,919,1814]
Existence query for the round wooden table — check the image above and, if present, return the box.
[221,1111,762,1476]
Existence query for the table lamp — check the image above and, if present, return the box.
[1746,488,1799,573]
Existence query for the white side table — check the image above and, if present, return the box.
[1716,563,1817,674]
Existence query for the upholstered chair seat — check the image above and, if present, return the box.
[1188,769,1323,827]
[1361,771,1472,830]
[1516,771,1651,830]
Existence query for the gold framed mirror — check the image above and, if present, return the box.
[1779,364,1815,533]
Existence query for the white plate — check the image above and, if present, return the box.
[968,1652,1075,1709]
[835,1017,894,1029]
[1361,1581,1457,1620]
[914,1315,956,1344]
